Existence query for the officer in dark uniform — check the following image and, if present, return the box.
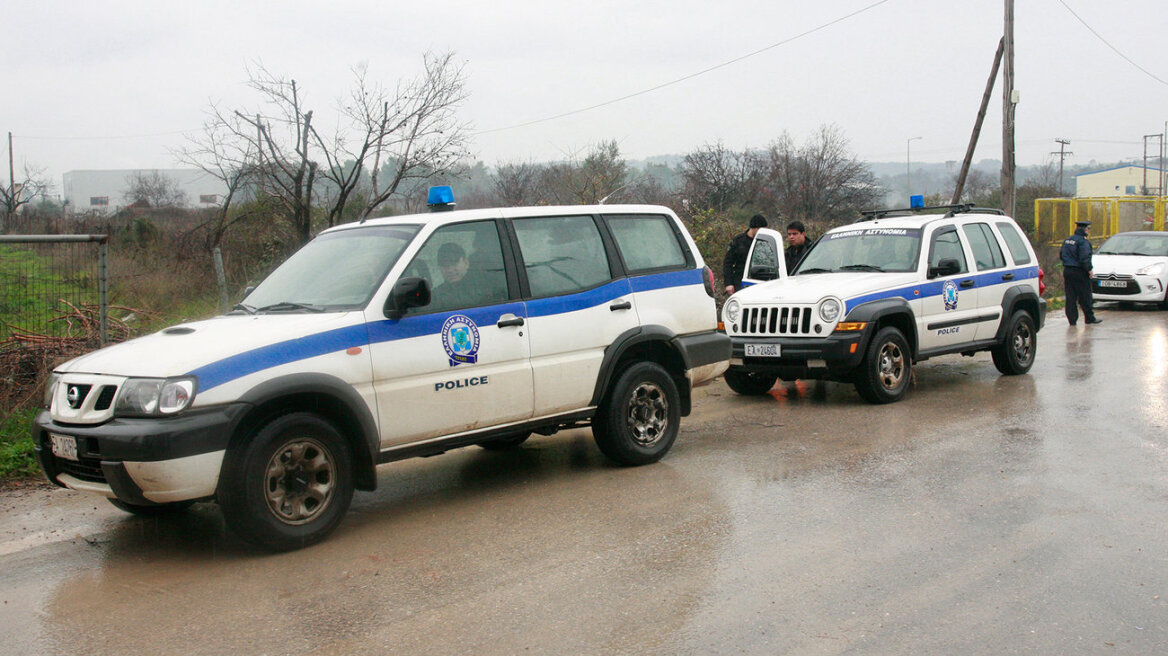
[722,214,767,295]
[1060,220,1101,326]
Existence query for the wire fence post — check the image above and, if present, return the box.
[99,237,109,346]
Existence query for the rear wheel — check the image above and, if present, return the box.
[218,412,354,551]
[853,326,912,404]
[109,498,195,516]
[592,362,680,466]
[991,310,1037,375]
[723,368,778,396]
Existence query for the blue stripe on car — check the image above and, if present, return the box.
[844,266,1038,313]
[188,269,702,392]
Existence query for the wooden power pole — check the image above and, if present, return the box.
[1001,0,1017,217]
[1052,139,1072,196]
[952,38,1005,204]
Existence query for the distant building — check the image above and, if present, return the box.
[1075,165,1164,197]
[62,169,227,214]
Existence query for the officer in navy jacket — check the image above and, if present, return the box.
[1060,220,1101,326]
[722,214,767,295]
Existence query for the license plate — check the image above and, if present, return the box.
[744,343,781,358]
[1098,280,1126,288]
[50,434,78,461]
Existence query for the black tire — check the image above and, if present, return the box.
[592,361,681,466]
[853,326,912,404]
[477,432,531,451]
[1159,289,1168,310]
[218,413,354,552]
[723,368,778,396]
[109,498,196,516]
[991,310,1037,375]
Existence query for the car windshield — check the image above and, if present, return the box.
[794,227,922,274]
[241,225,421,312]
[1097,233,1168,257]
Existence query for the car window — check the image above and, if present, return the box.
[402,221,509,314]
[994,221,1032,265]
[928,227,969,275]
[962,223,1006,270]
[1098,233,1168,256]
[606,214,687,273]
[750,236,779,274]
[512,215,613,297]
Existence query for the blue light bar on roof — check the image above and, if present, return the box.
[910,194,924,209]
[427,185,455,211]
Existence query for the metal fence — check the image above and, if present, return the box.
[0,234,109,351]
[1034,196,1168,244]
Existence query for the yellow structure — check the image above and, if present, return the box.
[1075,165,1164,197]
[1034,196,1167,244]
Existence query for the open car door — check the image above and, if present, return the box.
[740,227,788,287]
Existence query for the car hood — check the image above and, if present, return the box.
[56,312,367,378]
[1093,254,1168,276]
[736,272,920,305]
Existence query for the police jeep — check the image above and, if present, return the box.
[34,195,729,551]
[721,204,1046,403]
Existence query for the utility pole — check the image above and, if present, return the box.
[952,38,1005,204]
[1001,0,1017,217]
[1052,139,1072,196]
[1143,134,1162,195]
[7,132,13,199]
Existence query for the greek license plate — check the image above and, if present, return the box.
[1098,280,1126,288]
[744,343,781,358]
[50,434,78,461]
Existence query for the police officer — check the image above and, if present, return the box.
[723,214,767,295]
[1060,220,1102,326]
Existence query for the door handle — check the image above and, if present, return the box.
[959,279,976,289]
[497,315,525,328]
[1002,273,1015,281]
[610,300,632,311]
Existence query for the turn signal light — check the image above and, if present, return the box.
[834,322,867,332]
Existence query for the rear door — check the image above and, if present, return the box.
[961,222,1010,341]
[741,228,788,287]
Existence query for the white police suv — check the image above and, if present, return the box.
[721,204,1045,403]
[34,199,729,550]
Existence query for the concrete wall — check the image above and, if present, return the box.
[62,169,228,214]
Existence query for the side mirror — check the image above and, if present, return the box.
[384,276,430,319]
[749,264,778,281]
[928,258,961,279]
[242,285,255,299]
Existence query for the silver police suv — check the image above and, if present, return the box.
[721,204,1046,403]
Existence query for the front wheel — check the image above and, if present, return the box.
[592,362,681,466]
[218,413,354,552]
[991,310,1037,375]
[723,368,778,396]
[853,326,912,404]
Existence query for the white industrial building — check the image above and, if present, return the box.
[62,169,228,214]
[1075,165,1164,197]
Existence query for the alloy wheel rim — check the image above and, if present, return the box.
[264,437,336,525]
[1014,324,1033,363]
[878,342,905,390]
[626,382,668,447]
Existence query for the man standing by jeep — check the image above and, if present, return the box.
[785,220,810,272]
[723,214,767,295]
[1061,220,1101,326]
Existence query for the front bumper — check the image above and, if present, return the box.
[1092,276,1165,302]
[33,403,248,504]
[728,330,869,381]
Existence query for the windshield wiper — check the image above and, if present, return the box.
[840,264,886,272]
[230,303,256,315]
[255,301,326,313]
[797,267,834,274]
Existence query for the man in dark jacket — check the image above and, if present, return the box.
[723,214,767,294]
[785,220,810,272]
[1060,220,1101,326]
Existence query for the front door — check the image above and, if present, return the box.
[741,227,788,287]
[919,226,980,352]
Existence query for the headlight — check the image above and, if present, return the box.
[818,298,842,323]
[116,377,197,416]
[1136,262,1165,276]
[43,373,60,409]
[724,298,741,324]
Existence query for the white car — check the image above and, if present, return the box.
[1090,231,1168,307]
[34,200,729,550]
[722,204,1046,403]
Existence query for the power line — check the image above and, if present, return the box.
[1056,0,1168,87]
[475,0,895,135]
[13,129,199,141]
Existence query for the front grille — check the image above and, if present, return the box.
[94,385,117,410]
[741,306,815,336]
[1093,278,1139,295]
[56,455,107,483]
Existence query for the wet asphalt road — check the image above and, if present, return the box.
[2,304,1166,655]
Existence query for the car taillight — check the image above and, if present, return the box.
[702,266,716,297]
[1038,267,1046,295]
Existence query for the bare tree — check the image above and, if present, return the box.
[537,140,629,205]
[763,126,882,225]
[124,171,188,208]
[680,141,764,212]
[1,163,50,233]
[492,161,541,206]
[176,121,259,250]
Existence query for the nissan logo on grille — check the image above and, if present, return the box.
[66,385,85,409]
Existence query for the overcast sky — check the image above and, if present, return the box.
[5,0,1167,189]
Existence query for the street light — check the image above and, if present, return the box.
[907,137,922,198]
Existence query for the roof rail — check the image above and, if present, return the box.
[859,203,1010,221]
